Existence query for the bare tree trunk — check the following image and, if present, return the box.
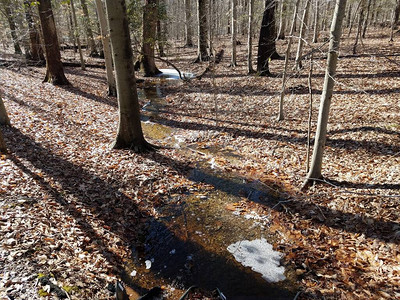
[80,0,98,57]
[257,0,281,76]
[304,0,347,187]
[395,0,400,26]
[0,94,10,126]
[104,0,151,151]
[231,0,237,66]
[24,0,45,61]
[157,0,167,57]
[278,0,301,121]
[313,0,320,42]
[277,0,286,40]
[353,0,365,54]
[1,2,22,54]
[362,0,372,37]
[70,0,86,70]
[141,0,161,76]
[94,0,116,96]
[196,0,210,62]
[184,0,194,46]
[38,0,69,85]
[247,0,255,73]
[295,0,312,69]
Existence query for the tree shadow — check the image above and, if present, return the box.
[59,85,118,108]
[327,179,400,190]
[3,126,296,299]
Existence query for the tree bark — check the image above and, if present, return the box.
[313,0,320,42]
[257,0,281,76]
[1,1,22,54]
[277,0,287,40]
[0,93,10,126]
[247,0,255,73]
[24,0,45,61]
[104,0,150,151]
[141,0,161,76]
[196,0,210,62]
[157,0,167,57]
[94,0,116,96]
[304,0,347,186]
[395,0,400,26]
[38,0,69,85]
[80,0,98,57]
[231,0,237,66]
[353,0,365,54]
[184,0,194,46]
[295,0,312,70]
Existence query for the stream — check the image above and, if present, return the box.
[130,70,298,299]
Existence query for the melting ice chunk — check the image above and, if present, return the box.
[227,239,286,283]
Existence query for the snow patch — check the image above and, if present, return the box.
[227,239,286,283]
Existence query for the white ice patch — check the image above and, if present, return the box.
[227,239,286,283]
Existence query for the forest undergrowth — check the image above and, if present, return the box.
[1,30,399,299]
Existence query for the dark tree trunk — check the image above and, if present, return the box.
[196,0,210,62]
[395,0,400,26]
[38,0,69,85]
[4,4,22,55]
[141,0,161,76]
[24,1,45,61]
[257,0,281,76]
[184,0,194,46]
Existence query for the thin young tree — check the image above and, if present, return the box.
[247,0,255,73]
[184,0,194,46]
[141,0,161,76]
[313,0,320,42]
[295,0,312,70]
[94,0,116,96]
[104,0,153,151]
[70,0,85,70]
[80,0,98,57]
[257,0,281,76]
[277,0,287,40]
[231,0,237,66]
[38,0,69,85]
[303,0,348,188]
[353,0,366,54]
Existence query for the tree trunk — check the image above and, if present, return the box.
[104,0,151,151]
[184,0,194,46]
[196,0,210,62]
[295,0,312,70]
[353,0,365,54]
[38,0,69,85]
[362,0,372,37]
[80,0,98,57]
[231,0,237,66]
[257,0,280,76]
[157,0,167,57]
[94,0,116,96]
[313,0,320,42]
[0,94,10,126]
[395,0,400,26]
[70,0,86,70]
[277,0,287,40]
[2,2,22,55]
[141,0,161,76]
[24,0,45,61]
[0,128,6,153]
[247,0,255,73]
[278,0,301,121]
[304,0,347,186]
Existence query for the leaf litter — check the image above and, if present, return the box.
[0,30,400,299]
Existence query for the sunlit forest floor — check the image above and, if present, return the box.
[1,29,400,299]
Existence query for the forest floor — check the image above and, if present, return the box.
[1,29,400,299]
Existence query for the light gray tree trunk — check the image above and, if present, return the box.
[80,0,98,57]
[70,0,85,70]
[278,0,301,121]
[184,0,194,46]
[247,0,255,73]
[277,0,287,39]
[231,0,237,66]
[304,0,347,186]
[313,0,320,42]
[0,94,10,126]
[95,0,116,96]
[295,0,312,70]
[104,0,151,151]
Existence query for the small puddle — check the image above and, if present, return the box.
[130,70,297,298]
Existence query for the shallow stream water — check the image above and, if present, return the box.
[129,70,297,299]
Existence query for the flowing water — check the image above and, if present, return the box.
[129,71,298,299]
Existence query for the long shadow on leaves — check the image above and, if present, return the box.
[3,126,296,299]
